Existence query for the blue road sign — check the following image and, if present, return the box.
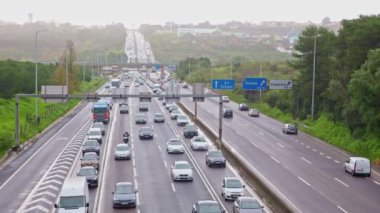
[242,78,267,90]
[212,79,235,90]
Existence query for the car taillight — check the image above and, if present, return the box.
[105,111,108,119]
[93,113,96,120]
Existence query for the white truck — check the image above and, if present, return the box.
[111,78,121,88]
[55,177,89,213]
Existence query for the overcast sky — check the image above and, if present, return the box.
[1,0,379,27]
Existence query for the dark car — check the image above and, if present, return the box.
[206,150,226,168]
[139,127,154,140]
[223,108,233,118]
[239,103,249,111]
[183,84,189,89]
[112,182,137,208]
[282,124,298,135]
[138,103,149,112]
[135,114,147,124]
[233,197,264,213]
[192,200,225,213]
[248,109,259,117]
[168,104,179,113]
[82,140,100,155]
[184,124,199,138]
[77,166,98,188]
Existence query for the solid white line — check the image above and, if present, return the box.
[334,178,349,187]
[171,183,176,192]
[335,160,340,164]
[298,177,311,186]
[337,205,348,213]
[136,192,140,206]
[0,104,91,191]
[301,157,312,165]
[134,178,138,190]
[373,181,380,185]
[271,156,280,164]
[276,142,285,148]
[163,161,168,168]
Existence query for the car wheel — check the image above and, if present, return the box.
[352,170,355,176]
[222,163,226,168]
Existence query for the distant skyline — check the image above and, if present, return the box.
[1,0,379,27]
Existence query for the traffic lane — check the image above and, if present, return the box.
[0,103,92,212]
[98,104,136,213]
[148,98,216,211]
[181,98,339,212]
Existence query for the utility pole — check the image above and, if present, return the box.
[66,51,69,93]
[259,61,262,99]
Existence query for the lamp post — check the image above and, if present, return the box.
[35,29,47,121]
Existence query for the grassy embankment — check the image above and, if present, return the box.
[0,77,107,158]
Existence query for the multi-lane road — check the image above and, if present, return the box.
[0,74,266,213]
[125,30,155,64]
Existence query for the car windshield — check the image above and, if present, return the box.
[92,123,103,128]
[209,151,223,157]
[83,154,97,160]
[116,145,129,151]
[169,140,181,145]
[84,141,98,146]
[155,113,163,117]
[140,128,152,133]
[226,179,243,188]
[115,184,134,194]
[194,137,206,142]
[186,125,197,131]
[120,105,128,109]
[178,115,187,120]
[78,168,96,176]
[136,115,146,119]
[139,104,148,108]
[199,203,221,212]
[174,163,191,169]
[59,196,85,208]
[171,110,180,114]
[89,130,101,136]
[241,199,261,209]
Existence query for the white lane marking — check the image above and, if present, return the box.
[137,209,141,213]
[326,156,332,159]
[337,205,348,213]
[300,142,304,145]
[298,177,311,186]
[163,161,168,168]
[244,123,249,127]
[301,157,312,165]
[334,178,349,187]
[250,142,259,149]
[236,130,242,135]
[158,145,162,151]
[373,181,380,185]
[271,156,280,164]
[171,183,176,192]
[334,160,340,164]
[276,142,285,148]
[320,152,324,156]
[312,148,317,152]
[134,178,138,190]
[295,139,299,143]
[258,131,264,136]
[0,104,92,190]
[306,145,310,149]
[132,157,136,167]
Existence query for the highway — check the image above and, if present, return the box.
[125,30,155,64]
[175,83,380,213]
[0,75,266,213]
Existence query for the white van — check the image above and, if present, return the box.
[55,177,90,213]
[344,157,371,177]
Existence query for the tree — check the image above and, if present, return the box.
[344,49,380,136]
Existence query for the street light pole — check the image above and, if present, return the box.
[311,35,318,121]
[35,29,47,121]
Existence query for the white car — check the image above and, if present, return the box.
[222,177,245,200]
[87,128,103,144]
[190,136,209,151]
[171,161,193,181]
[114,144,131,160]
[176,115,189,126]
[166,139,184,154]
[222,96,230,102]
[170,110,182,120]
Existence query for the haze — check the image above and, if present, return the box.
[1,0,379,27]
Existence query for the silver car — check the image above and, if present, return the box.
[170,110,182,120]
[87,128,103,144]
[233,197,264,213]
[154,112,165,123]
[166,139,184,154]
[91,122,105,135]
[114,144,131,160]
[177,115,189,126]
[171,161,193,181]
[190,136,209,151]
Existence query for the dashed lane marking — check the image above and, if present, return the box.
[334,178,349,187]
[301,157,312,165]
[298,176,311,187]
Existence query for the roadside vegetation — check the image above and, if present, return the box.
[174,15,380,162]
[0,41,107,159]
